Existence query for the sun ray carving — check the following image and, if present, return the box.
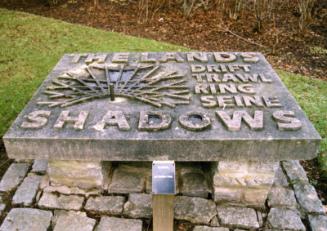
[38,63,191,108]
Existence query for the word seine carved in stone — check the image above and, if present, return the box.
[3,52,321,161]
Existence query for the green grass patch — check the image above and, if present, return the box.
[278,70,327,176]
[0,9,326,175]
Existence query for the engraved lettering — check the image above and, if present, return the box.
[160,52,184,62]
[138,111,172,131]
[54,110,88,130]
[218,84,237,94]
[21,110,51,129]
[139,53,156,63]
[217,96,235,108]
[71,54,88,63]
[112,53,129,63]
[241,53,259,63]
[191,64,206,73]
[94,111,130,131]
[213,53,237,63]
[263,96,282,107]
[179,111,211,131]
[243,96,264,107]
[216,110,264,131]
[195,83,209,94]
[272,110,302,131]
[238,84,256,94]
[186,52,208,62]
[85,54,107,64]
[200,96,217,108]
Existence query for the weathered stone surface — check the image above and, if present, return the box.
[282,161,309,183]
[267,186,297,208]
[193,226,229,231]
[53,211,96,231]
[123,193,152,218]
[4,53,321,162]
[0,208,52,231]
[12,174,42,206]
[214,161,277,187]
[293,183,325,214]
[85,196,125,215]
[210,216,220,227]
[48,160,110,190]
[0,204,6,217]
[0,163,30,193]
[180,170,210,198]
[217,206,259,229]
[308,214,327,231]
[267,208,305,230]
[175,196,217,224]
[214,187,242,203]
[95,216,143,231]
[38,192,84,210]
[44,184,100,196]
[32,160,48,174]
[214,161,277,207]
[108,165,148,193]
[273,165,289,187]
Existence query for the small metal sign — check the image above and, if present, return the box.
[152,161,176,195]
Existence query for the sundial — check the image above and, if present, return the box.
[3,52,320,161]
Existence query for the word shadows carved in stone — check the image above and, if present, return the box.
[21,110,302,132]
[3,52,321,161]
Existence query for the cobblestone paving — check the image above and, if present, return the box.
[0,160,326,231]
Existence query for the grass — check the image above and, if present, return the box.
[0,8,326,175]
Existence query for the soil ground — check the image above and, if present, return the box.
[1,0,326,80]
[0,0,326,205]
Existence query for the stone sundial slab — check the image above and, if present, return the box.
[4,52,321,161]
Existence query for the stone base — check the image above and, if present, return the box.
[0,160,326,231]
[213,161,278,208]
[47,160,111,191]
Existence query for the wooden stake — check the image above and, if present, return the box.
[152,194,174,231]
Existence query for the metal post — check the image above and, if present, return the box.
[152,161,176,231]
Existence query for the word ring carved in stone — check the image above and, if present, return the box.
[37,63,191,108]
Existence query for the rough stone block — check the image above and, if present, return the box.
[213,161,277,207]
[0,208,52,231]
[180,171,211,198]
[267,208,305,231]
[38,192,84,210]
[0,163,30,193]
[108,164,148,193]
[48,160,110,190]
[308,214,327,231]
[123,193,152,218]
[267,186,297,209]
[32,160,48,174]
[273,165,289,187]
[214,187,243,204]
[193,226,229,231]
[53,211,96,231]
[243,188,270,207]
[293,183,325,214]
[216,206,259,229]
[12,174,42,206]
[0,204,6,217]
[175,196,217,224]
[85,196,125,215]
[282,160,309,183]
[95,216,143,231]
